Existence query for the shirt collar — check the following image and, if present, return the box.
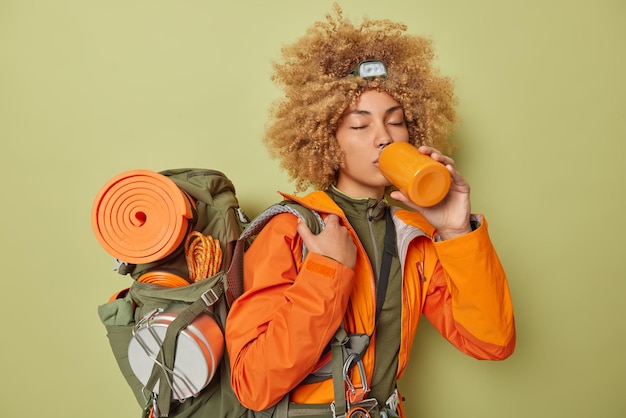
[325,185,388,221]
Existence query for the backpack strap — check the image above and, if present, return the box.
[375,209,397,324]
[331,328,350,418]
[252,394,289,418]
[225,201,324,304]
[143,297,218,417]
[302,328,369,385]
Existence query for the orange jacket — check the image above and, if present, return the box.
[225,191,515,412]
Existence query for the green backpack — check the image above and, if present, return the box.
[95,168,325,418]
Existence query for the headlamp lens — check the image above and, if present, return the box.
[349,60,387,79]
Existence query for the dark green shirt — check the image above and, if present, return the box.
[325,187,402,405]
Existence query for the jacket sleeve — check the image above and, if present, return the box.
[422,215,516,360]
[225,213,355,410]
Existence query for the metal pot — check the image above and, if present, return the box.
[128,303,224,400]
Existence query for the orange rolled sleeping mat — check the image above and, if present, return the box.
[91,169,195,266]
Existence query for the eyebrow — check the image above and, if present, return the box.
[347,105,404,116]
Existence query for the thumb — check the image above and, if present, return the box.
[389,190,423,213]
[296,217,314,244]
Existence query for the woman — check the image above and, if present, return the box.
[225,5,515,417]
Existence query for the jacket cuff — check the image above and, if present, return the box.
[301,252,354,281]
[433,214,484,243]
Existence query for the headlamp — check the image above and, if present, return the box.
[349,60,387,79]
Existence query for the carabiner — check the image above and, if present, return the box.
[343,354,369,404]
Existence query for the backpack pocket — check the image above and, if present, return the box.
[98,274,228,405]
[129,275,228,403]
[129,272,224,319]
[98,291,146,406]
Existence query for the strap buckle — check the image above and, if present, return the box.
[385,389,400,413]
[200,281,224,306]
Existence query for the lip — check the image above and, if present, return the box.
[374,149,385,164]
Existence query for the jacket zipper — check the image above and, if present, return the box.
[366,206,381,283]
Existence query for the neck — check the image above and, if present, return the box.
[333,182,385,202]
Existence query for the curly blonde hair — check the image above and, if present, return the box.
[264,4,457,192]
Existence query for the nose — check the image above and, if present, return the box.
[375,127,393,149]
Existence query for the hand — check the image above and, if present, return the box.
[297,214,357,269]
[390,146,472,240]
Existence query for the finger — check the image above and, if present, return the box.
[389,190,424,212]
[296,217,314,241]
[419,145,455,167]
[417,145,435,155]
[448,165,471,192]
[389,190,410,205]
[323,214,340,227]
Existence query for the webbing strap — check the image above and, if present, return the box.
[276,396,289,418]
[375,210,397,325]
[143,299,209,417]
[331,328,349,418]
[256,394,289,418]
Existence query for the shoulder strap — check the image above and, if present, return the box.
[225,201,324,304]
[375,209,397,325]
[279,200,325,235]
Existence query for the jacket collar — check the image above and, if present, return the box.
[279,190,344,217]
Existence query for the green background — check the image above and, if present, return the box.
[1,1,624,417]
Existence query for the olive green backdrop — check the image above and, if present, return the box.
[1,1,624,417]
